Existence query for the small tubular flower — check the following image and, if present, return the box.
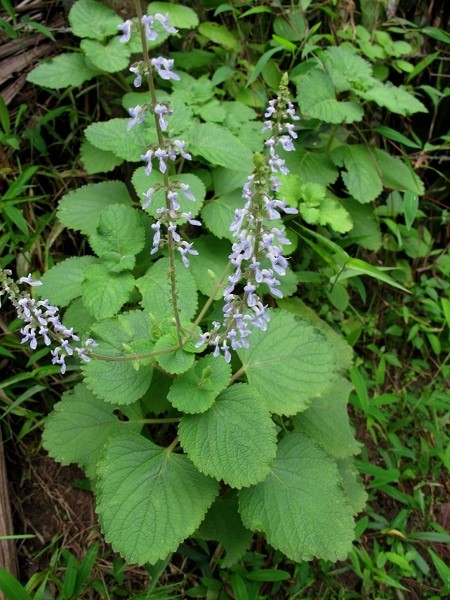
[197,76,299,362]
[118,19,133,43]
[151,57,180,80]
[0,270,97,375]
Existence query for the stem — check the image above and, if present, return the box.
[165,436,179,453]
[134,0,183,346]
[229,364,246,384]
[90,342,181,362]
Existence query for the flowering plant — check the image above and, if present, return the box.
[1,0,366,567]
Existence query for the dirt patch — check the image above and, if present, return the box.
[7,447,96,578]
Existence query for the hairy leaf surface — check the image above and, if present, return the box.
[82,264,135,320]
[185,123,253,171]
[168,354,231,413]
[57,182,132,236]
[27,53,98,89]
[296,69,364,124]
[237,311,336,415]
[40,256,98,307]
[96,433,218,564]
[43,383,141,477]
[89,205,146,272]
[179,384,277,488]
[201,191,243,241]
[82,311,153,404]
[198,495,253,567]
[337,458,368,514]
[81,37,131,73]
[292,378,360,458]
[238,432,355,562]
[69,0,122,40]
[85,119,156,161]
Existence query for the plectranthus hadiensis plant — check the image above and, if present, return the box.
[1,1,367,567]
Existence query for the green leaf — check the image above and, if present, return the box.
[237,311,336,416]
[198,22,239,51]
[323,46,373,92]
[43,383,141,477]
[341,258,409,292]
[197,495,253,567]
[57,181,133,236]
[80,140,124,174]
[69,0,122,40]
[27,53,98,89]
[341,198,381,251]
[153,332,195,375]
[168,354,231,413]
[89,205,146,272]
[238,432,355,562]
[196,99,227,123]
[147,2,199,28]
[403,191,419,230]
[277,297,353,373]
[299,185,353,233]
[131,170,205,218]
[273,9,306,41]
[293,378,360,459]
[0,569,33,600]
[336,458,368,515]
[137,257,198,322]
[81,37,131,73]
[331,145,382,203]
[201,190,243,241]
[179,384,277,488]
[82,264,135,320]
[63,298,96,336]
[188,235,230,298]
[82,311,154,405]
[184,123,253,171]
[289,149,339,186]
[374,125,421,150]
[40,256,98,307]
[296,69,364,124]
[96,433,219,564]
[374,148,424,195]
[85,118,156,162]
[356,81,428,116]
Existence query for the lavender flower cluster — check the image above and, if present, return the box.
[197,78,299,362]
[0,270,96,374]
[118,12,200,268]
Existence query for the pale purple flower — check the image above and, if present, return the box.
[153,13,178,34]
[18,274,42,287]
[142,187,156,210]
[118,19,133,43]
[154,103,171,131]
[141,149,154,175]
[129,65,142,87]
[172,139,191,160]
[150,222,161,254]
[154,148,169,173]
[151,57,180,80]
[141,15,158,41]
[0,269,97,375]
[178,241,198,268]
[180,182,195,202]
[127,105,146,130]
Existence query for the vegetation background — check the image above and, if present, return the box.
[0,0,449,598]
